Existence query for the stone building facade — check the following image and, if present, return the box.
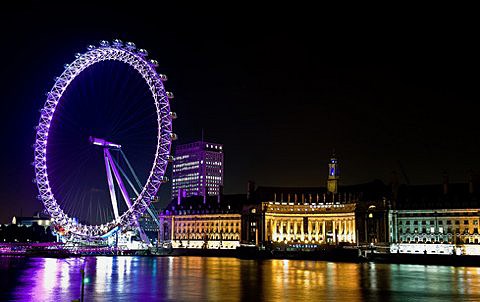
[159,195,244,249]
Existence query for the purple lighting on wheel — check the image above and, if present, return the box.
[89,136,122,149]
[33,39,176,240]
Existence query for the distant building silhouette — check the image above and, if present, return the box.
[1,212,55,243]
[11,212,51,228]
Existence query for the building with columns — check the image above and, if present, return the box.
[263,202,357,244]
[160,153,391,250]
[243,155,391,248]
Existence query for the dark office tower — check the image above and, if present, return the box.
[171,141,224,201]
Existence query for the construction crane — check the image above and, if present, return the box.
[397,160,410,185]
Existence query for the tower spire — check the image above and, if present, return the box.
[327,151,339,195]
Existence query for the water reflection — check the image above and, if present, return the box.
[1,256,480,301]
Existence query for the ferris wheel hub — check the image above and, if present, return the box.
[89,136,122,149]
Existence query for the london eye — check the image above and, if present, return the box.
[33,40,176,242]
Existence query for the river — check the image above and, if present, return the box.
[1,256,479,301]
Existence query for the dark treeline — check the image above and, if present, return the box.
[0,224,56,242]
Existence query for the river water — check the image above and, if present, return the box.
[1,256,479,301]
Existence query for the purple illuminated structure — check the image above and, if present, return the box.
[90,137,150,243]
[33,40,176,240]
[172,141,224,202]
[89,136,122,149]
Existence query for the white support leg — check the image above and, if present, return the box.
[104,149,120,220]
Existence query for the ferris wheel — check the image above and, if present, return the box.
[33,39,176,240]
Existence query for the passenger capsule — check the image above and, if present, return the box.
[112,39,123,47]
[159,74,168,81]
[138,49,148,57]
[125,41,136,50]
[166,91,174,99]
[99,40,109,47]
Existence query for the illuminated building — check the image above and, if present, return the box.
[159,195,243,249]
[11,212,51,228]
[391,209,480,245]
[262,202,357,244]
[389,177,480,255]
[243,154,391,247]
[171,141,224,201]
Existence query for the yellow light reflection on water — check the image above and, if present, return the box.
[267,259,362,301]
[6,256,480,301]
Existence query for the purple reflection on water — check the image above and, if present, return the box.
[1,256,166,301]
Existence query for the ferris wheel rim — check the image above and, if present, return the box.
[33,41,173,239]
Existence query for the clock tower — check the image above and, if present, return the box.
[327,152,339,194]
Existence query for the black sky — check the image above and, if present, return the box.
[0,4,478,222]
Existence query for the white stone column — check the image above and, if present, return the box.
[273,219,277,241]
[352,219,356,244]
[301,220,305,241]
[338,220,343,242]
[348,220,352,242]
[287,220,291,241]
[323,220,326,243]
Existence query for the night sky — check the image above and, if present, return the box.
[0,4,478,223]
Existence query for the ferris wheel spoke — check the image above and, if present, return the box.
[109,101,154,140]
